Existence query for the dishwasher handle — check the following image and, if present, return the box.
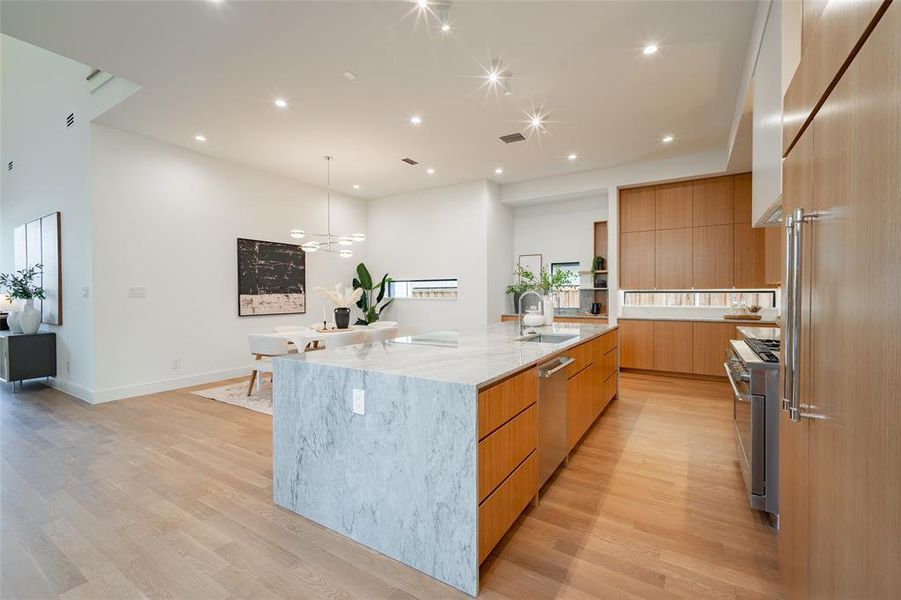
[539,357,575,378]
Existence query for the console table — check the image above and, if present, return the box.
[0,331,57,391]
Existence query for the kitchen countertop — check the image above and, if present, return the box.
[619,315,778,324]
[502,312,608,320]
[278,321,616,389]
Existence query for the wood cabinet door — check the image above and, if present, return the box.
[566,366,593,451]
[805,8,900,597]
[779,111,815,600]
[655,228,692,288]
[692,176,735,226]
[655,182,693,230]
[733,222,766,288]
[764,225,783,286]
[619,187,655,232]
[618,320,654,370]
[733,172,752,224]
[620,231,655,289]
[690,322,735,376]
[653,321,692,373]
[692,225,734,288]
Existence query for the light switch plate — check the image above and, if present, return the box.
[128,286,146,298]
[352,388,365,415]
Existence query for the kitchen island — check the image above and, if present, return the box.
[272,321,618,595]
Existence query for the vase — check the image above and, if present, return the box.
[542,295,555,325]
[7,309,22,333]
[19,299,41,334]
[334,307,350,329]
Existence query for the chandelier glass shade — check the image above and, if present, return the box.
[289,156,365,257]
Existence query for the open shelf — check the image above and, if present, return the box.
[578,270,608,275]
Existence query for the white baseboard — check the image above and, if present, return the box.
[47,378,96,403]
[89,366,251,404]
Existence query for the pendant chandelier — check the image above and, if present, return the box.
[289,155,364,257]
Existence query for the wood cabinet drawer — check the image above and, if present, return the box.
[598,371,617,416]
[600,347,618,381]
[564,340,593,378]
[478,367,537,440]
[591,329,618,361]
[478,404,537,502]
[478,451,537,563]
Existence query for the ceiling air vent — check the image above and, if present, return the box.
[7,161,13,172]
[401,157,419,166]
[66,112,75,128]
[499,132,526,144]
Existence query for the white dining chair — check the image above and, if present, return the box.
[368,326,399,343]
[369,320,398,329]
[324,330,367,350]
[247,334,290,396]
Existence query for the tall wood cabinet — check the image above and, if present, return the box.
[619,172,772,289]
[779,2,899,598]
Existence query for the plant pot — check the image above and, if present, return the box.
[512,293,521,314]
[19,299,41,334]
[7,309,22,333]
[334,307,351,329]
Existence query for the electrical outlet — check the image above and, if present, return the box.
[352,388,365,415]
[128,287,146,298]
[66,360,71,374]
[81,286,90,298]
[172,359,181,370]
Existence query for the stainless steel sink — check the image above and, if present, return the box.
[517,333,578,344]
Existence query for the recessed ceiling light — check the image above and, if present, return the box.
[662,134,674,143]
[441,22,451,32]
[643,44,659,55]
[342,71,357,81]
[274,98,288,108]
[194,134,207,142]
[528,112,545,130]
[495,168,503,174]
[410,115,422,125]
[353,184,361,190]
[417,0,428,7]
[426,168,435,175]
[567,153,578,161]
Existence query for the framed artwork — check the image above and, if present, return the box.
[13,211,62,325]
[237,238,306,317]
[517,253,543,279]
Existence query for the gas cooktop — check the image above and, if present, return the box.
[746,338,780,363]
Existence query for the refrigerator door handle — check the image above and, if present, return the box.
[782,212,795,414]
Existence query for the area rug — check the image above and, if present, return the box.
[191,380,273,415]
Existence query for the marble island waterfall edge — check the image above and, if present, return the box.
[272,359,479,596]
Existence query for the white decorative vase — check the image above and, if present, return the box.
[18,299,41,334]
[543,295,555,325]
[7,309,22,333]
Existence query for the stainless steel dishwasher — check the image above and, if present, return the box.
[537,355,574,490]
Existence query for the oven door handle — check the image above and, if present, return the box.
[724,362,750,402]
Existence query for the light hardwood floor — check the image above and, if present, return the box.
[1,373,780,599]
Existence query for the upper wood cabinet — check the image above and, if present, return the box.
[733,172,752,224]
[693,176,735,227]
[619,320,654,370]
[764,225,783,286]
[620,187,656,232]
[655,182,693,230]
[693,225,734,288]
[734,222,767,288]
[655,228,692,288]
[620,231,655,289]
[654,321,693,373]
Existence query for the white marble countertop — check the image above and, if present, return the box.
[619,316,778,323]
[277,321,616,389]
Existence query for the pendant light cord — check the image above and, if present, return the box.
[326,156,331,239]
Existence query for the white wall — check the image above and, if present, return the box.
[485,181,513,320]
[90,124,368,402]
[0,36,99,398]
[367,180,504,334]
[512,194,609,274]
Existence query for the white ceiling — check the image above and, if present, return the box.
[1,0,758,199]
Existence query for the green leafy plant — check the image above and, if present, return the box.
[535,266,570,297]
[352,263,393,325]
[0,265,46,300]
[505,264,537,296]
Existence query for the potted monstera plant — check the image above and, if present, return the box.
[352,263,392,325]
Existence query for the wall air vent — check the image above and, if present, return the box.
[401,157,419,166]
[499,132,526,144]
[66,112,75,128]
[7,161,13,172]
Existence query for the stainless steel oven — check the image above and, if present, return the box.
[726,328,781,520]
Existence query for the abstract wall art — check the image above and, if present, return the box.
[237,238,306,316]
